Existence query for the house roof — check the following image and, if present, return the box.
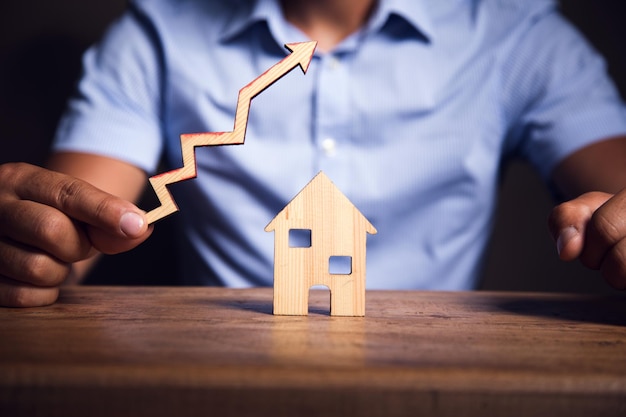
[265,171,377,235]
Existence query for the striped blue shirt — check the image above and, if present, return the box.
[54,0,626,289]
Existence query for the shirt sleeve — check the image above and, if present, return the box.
[52,2,164,174]
[502,8,626,180]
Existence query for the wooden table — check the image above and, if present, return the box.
[1,287,626,416]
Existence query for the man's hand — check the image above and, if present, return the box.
[549,190,626,290]
[0,162,152,307]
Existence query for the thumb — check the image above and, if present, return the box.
[87,217,153,255]
[548,192,612,261]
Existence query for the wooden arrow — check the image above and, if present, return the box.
[145,41,317,224]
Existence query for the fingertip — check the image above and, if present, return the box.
[88,212,153,255]
[556,226,583,261]
[119,211,147,238]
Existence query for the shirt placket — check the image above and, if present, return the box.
[314,52,352,192]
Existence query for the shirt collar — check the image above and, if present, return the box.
[219,0,434,44]
[219,0,283,43]
[368,0,434,43]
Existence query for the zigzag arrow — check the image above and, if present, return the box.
[145,41,317,224]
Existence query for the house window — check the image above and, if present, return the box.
[329,256,352,275]
[289,229,311,248]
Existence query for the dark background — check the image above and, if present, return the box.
[1,1,625,293]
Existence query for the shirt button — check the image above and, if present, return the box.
[321,137,337,157]
[328,56,341,70]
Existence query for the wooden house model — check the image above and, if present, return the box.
[265,172,377,316]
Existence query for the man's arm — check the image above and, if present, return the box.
[548,135,626,289]
[0,152,151,307]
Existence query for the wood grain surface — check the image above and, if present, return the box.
[1,287,626,416]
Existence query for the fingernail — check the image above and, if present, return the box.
[120,212,145,238]
[556,226,578,256]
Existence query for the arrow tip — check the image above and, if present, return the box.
[284,41,317,74]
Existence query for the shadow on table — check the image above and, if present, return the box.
[212,299,273,315]
[212,299,334,316]
[495,294,626,326]
[211,288,336,316]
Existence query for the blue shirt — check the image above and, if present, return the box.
[54,0,626,289]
